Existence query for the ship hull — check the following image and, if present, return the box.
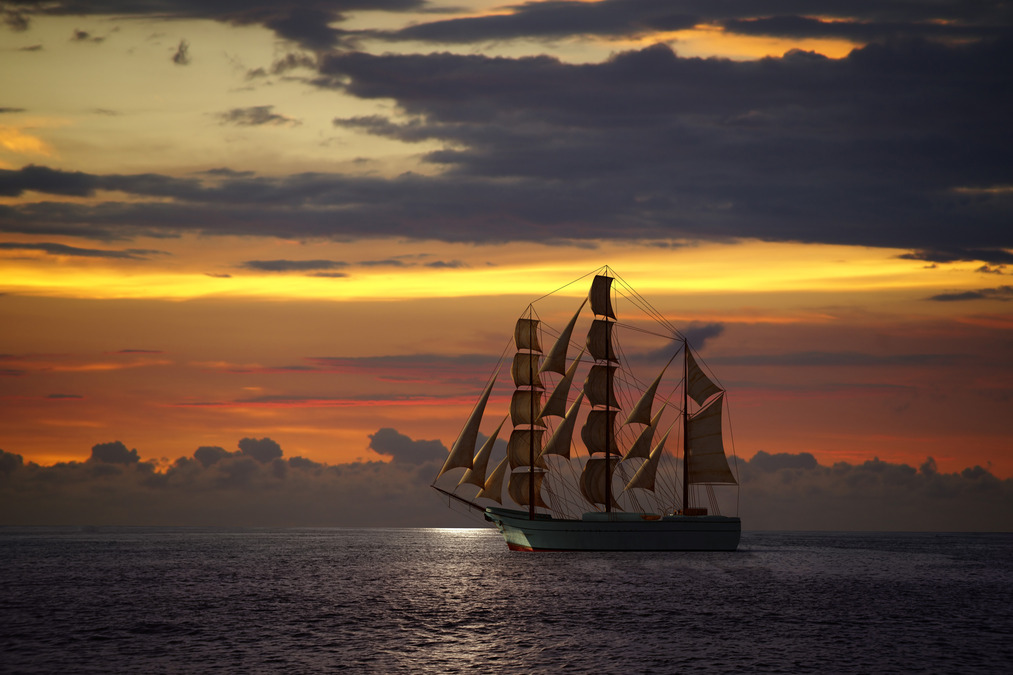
[484,507,741,552]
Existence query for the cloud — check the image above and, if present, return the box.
[238,437,283,463]
[240,259,347,272]
[1,29,1011,260]
[89,440,140,464]
[172,39,189,64]
[368,427,447,464]
[0,107,26,114]
[3,8,29,32]
[927,285,1013,302]
[0,241,165,259]
[215,106,300,127]
[1,439,1010,530]
[71,29,103,43]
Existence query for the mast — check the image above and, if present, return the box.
[682,339,690,513]
[528,308,535,520]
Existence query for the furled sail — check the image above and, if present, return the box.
[581,409,619,455]
[686,393,737,484]
[539,350,584,418]
[507,429,547,469]
[586,319,618,362]
[514,317,541,352]
[624,406,665,460]
[458,417,506,488]
[579,456,620,506]
[508,471,549,508]
[510,390,545,427]
[436,371,498,479]
[583,363,619,408]
[624,426,673,492]
[590,275,616,319]
[476,456,508,503]
[511,352,543,389]
[540,392,584,459]
[540,299,587,374]
[687,349,722,406]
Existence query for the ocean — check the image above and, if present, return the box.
[2,528,1010,673]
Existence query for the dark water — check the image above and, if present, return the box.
[2,528,1010,673]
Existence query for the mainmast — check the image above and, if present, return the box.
[682,339,690,514]
[527,310,536,520]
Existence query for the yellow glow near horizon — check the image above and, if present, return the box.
[0,239,992,303]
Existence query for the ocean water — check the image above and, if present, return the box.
[1,528,1010,674]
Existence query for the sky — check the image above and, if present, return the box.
[1,0,1011,529]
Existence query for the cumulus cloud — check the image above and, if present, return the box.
[368,427,447,464]
[2,433,1010,530]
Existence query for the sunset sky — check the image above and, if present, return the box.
[1,1,1010,528]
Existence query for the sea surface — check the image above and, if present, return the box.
[1,528,1010,673]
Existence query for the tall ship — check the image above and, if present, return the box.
[432,268,741,551]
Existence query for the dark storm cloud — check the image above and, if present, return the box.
[2,1,424,50]
[0,241,164,259]
[377,0,1009,45]
[2,14,1012,261]
[240,259,347,272]
[215,105,300,127]
[238,437,283,463]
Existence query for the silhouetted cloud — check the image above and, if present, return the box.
[1,439,1010,530]
[927,286,1013,302]
[368,427,447,464]
[0,107,26,114]
[89,441,139,464]
[215,105,300,127]
[172,39,189,64]
[238,437,283,463]
[240,259,347,272]
[0,241,164,259]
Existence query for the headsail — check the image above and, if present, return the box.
[624,406,665,460]
[539,350,584,418]
[436,370,498,480]
[476,456,508,503]
[624,425,673,492]
[458,417,506,488]
[626,353,677,425]
[540,392,584,459]
[540,299,587,375]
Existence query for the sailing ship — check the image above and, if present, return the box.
[432,268,741,551]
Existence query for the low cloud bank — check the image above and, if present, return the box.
[1,438,1009,531]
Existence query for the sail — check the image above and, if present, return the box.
[624,426,673,492]
[458,417,505,488]
[624,406,665,460]
[581,409,619,455]
[508,471,549,508]
[436,371,498,479]
[510,389,545,427]
[540,300,587,374]
[686,393,737,484]
[590,275,616,319]
[625,353,676,425]
[514,317,541,352]
[586,319,618,362]
[507,428,547,469]
[539,350,584,418]
[687,349,722,406]
[540,392,584,459]
[583,363,619,408]
[476,456,508,503]
[511,352,543,389]
[579,456,620,506]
